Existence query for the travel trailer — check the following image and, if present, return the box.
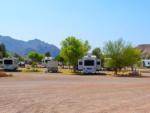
[142,59,150,68]
[3,58,19,71]
[78,54,101,74]
[46,60,58,73]
[42,57,54,67]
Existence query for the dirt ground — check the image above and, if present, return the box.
[1,72,150,113]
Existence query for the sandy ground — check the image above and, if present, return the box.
[1,72,150,113]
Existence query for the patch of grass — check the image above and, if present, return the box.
[60,69,80,75]
[110,71,142,77]
[102,70,142,77]
[140,68,150,73]
[22,66,44,73]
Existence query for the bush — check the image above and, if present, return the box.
[23,65,43,72]
[31,62,38,68]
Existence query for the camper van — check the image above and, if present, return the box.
[142,59,150,68]
[42,57,53,67]
[3,58,19,71]
[78,54,101,74]
[46,60,58,73]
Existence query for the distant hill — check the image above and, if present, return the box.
[0,35,60,57]
[136,44,150,58]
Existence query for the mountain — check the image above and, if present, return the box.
[136,44,150,58]
[0,35,60,57]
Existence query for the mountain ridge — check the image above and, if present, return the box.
[136,44,150,58]
[0,35,60,57]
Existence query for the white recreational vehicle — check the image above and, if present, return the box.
[142,59,150,68]
[3,58,19,71]
[46,60,58,73]
[78,54,101,74]
[42,57,54,67]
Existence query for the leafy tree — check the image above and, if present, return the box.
[123,47,141,71]
[104,38,142,75]
[55,54,65,68]
[84,40,91,52]
[28,51,44,62]
[14,53,24,61]
[92,47,104,67]
[0,43,7,58]
[45,51,51,57]
[104,58,113,68]
[55,54,65,62]
[60,36,90,71]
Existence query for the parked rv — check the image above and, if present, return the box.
[42,57,54,67]
[3,58,19,71]
[46,60,58,73]
[142,59,150,68]
[78,54,101,74]
[19,61,25,67]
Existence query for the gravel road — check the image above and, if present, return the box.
[0,72,150,113]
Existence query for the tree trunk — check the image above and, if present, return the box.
[131,65,134,72]
[73,65,77,73]
[114,68,118,75]
[62,64,64,69]
[69,64,71,69]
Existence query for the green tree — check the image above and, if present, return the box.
[14,53,24,61]
[0,43,7,58]
[84,40,91,52]
[104,58,113,69]
[55,54,64,62]
[45,51,51,57]
[104,38,142,75]
[55,54,65,68]
[92,47,104,66]
[60,36,90,71]
[123,47,141,71]
[103,38,130,75]
[28,51,44,62]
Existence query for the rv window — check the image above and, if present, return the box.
[79,62,82,65]
[84,60,94,66]
[0,61,2,64]
[45,60,51,63]
[97,61,100,65]
[4,60,13,65]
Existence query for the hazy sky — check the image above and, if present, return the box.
[0,0,150,48]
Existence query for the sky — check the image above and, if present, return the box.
[0,0,150,48]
